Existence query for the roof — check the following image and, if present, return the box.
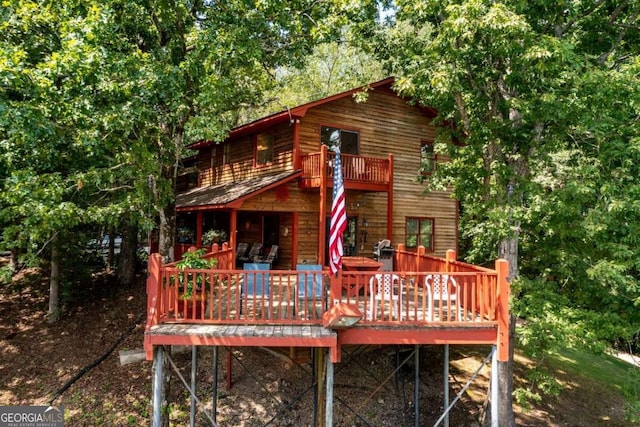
[175,170,301,211]
[188,77,402,150]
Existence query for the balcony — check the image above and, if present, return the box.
[299,151,392,191]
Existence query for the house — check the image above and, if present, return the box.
[144,79,511,426]
[173,77,458,266]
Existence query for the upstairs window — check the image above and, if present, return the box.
[405,217,434,251]
[256,133,274,165]
[223,144,230,165]
[321,126,359,155]
[211,144,231,166]
[420,140,436,174]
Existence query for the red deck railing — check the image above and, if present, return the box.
[146,244,507,325]
[300,151,390,185]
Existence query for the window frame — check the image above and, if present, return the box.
[320,125,360,155]
[255,133,274,166]
[405,217,435,251]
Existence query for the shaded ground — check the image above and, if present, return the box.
[0,268,632,426]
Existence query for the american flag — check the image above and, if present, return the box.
[329,146,347,275]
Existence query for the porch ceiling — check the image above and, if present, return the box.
[176,170,301,211]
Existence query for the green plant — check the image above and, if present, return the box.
[175,249,217,299]
[201,229,228,246]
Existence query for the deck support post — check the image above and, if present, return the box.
[226,347,232,390]
[152,345,165,427]
[491,345,499,426]
[443,344,449,427]
[414,345,420,427]
[190,346,197,427]
[212,346,218,424]
[325,352,334,427]
[315,347,326,427]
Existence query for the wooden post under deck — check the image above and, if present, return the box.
[315,347,326,427]
[152,345,165,427]
[325,353,333,427]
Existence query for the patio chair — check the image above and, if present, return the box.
[255,245,278,267]
[367,273,402,321]
[296,264,325,319]
[238,242,262,264]
[424,274,462,321]
[235,242,250,267]
[241,262,270,317]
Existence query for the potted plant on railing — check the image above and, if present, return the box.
[201,229,228,246]
[174,248,217,319]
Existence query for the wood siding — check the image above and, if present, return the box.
[300,91,456,257]
[187,85,457,261]
[199,122,295,186]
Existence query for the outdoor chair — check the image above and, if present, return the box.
[367,273,402,321]
[296,264,325,320]
[238,242,262,264]
[235,242,250,267]
[424,274,462,321]
[255,245,278,267]
[241,262,270,318]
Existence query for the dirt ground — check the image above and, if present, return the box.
[0,269,632,426]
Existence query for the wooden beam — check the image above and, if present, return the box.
[292,211,299,267]
[387,153,394,238]
[230,210,237,266]
[496,259,510,362]
[319,145,328,266]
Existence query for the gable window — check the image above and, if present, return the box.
[420,140,436,174]
[405,217,434,251]
[256,133,274,165]
[321,126,359,155]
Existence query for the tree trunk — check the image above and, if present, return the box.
[48,233,60,323]
[158,203,175,262]
[117,218,137,287]
[106,225,116,273]
[10,247,19,275]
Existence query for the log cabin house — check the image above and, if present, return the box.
[145,79,511,426]
[173,77,457,265]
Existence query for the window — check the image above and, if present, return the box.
[420,140,436,174]
[405,217,434,251]
[256,133,274,165]
[321,126,359,155]
[223,144,230,165]
[211,144,231,166]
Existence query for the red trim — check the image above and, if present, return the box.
[338,327,498,346]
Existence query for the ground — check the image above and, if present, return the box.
[0,268,632,426]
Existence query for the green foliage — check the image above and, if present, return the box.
[373,0,640,409]
[174,249,217,299]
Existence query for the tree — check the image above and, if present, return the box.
[376,0,640,423]
[1,1,382,323]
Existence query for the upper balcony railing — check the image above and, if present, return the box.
[299,150,391,189]
[145,244,509,335]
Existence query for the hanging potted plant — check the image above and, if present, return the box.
[201,229,228,246]
[174,249,217,319]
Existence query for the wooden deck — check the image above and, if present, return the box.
[145,244,510,363]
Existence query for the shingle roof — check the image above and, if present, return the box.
[175,170,301,210]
